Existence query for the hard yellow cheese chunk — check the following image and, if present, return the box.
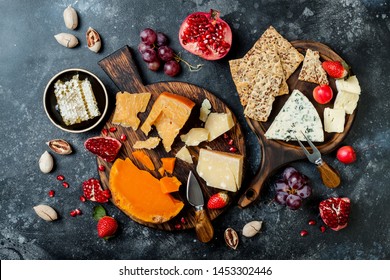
[204,112,235,141]
[180,128,209,146]
[133,137,161,150]
[196,148,243,192]
[175,146,193,164]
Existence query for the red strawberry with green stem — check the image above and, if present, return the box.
[94,205,118,239]
[207,192,229,209]
[322,61,349,79]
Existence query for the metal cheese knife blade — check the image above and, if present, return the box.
[186,171,214,243]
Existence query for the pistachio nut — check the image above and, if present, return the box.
[54,33,79,48]
[63,5,78,30]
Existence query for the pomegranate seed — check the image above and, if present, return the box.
[80,195,86,202]
[228,139,234,146]
[300,230,309,237]
[70,210,77,217]
[120,134,127,141]
[308,220,317,226]
[109,127,117,132]
[174,224,182,230]
[98,165,105,171]
[229,146,237,153]
[48,190,55,197]
[320,226,326,233]
[74,209,82,215]
[180,217,187,224]
[101,128,108,136]
[56,175,65,181]
[62,182,69,188]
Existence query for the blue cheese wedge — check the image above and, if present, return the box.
[265,89,324,142]
[324,108,345,133]
[335,75,361,95]
[196,149,243,192]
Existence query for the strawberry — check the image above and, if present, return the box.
[322,61,349,79]
[319,197,351,231]
[207,192,229,209]
[97,216,118,239]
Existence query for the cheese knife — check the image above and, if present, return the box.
[186,171,214,243]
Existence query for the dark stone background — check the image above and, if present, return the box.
[0,0,389,260]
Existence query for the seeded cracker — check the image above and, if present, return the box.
[298,49,329,85]
[244,72,283,122]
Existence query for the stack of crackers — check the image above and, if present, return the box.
[229,26,304,122]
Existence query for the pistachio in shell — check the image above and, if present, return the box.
[33,204,58,221]
[63,5,78,30]
[242,221,263,238]
[46,139,72,155]
[224,227,239,250]
[54,33,79,48]
[86,27,101,53]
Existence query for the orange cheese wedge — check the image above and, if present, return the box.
[160,176,182,194]
[132,150,155,170]
[141,92,195,152]
[112,91,151,130]
[109,158,184,224]
[161,157,176,174]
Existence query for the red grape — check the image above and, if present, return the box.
[138,42,152,53]
[275,179,289,193]
[164,60,180,76]
[142,48,158,62]
[283,167,297,180]
[147,60,161,71]
[286,194,302,210]
[275,192,288,205]
[156,32,169,46]
[296,185,312,198]
[158,46,174,61]
[140,28,157,45]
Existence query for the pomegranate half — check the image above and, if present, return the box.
[179,9,232,60]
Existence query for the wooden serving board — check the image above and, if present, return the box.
[97,46,246,231]
[238,40,357,208]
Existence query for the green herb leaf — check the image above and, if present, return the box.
[93,205,106,221]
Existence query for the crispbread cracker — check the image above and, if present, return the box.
[244,72,283,122]
[247,26,304,80]
[298,49,329,85]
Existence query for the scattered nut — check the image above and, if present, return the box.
[242,221,263,238]
[86,27,101,53]
[39,151,54,173]
[63,5,78,30]
[33,204,58,221]
[224,227,239,250]
[54,33,79,48]
[46,139,72,155]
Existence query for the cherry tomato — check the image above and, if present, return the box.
[313,85,333,104]
[336,146,357,164]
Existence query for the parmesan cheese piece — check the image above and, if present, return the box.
[199,99,212,122]
[132,137,160,150]
[175,146,193,164]
[196,149,243,192]
[335,75,361,95]
[180,128,209,146]
[204,112,235,141]
[141,92,195,152]
[324,108,345,133]
[334,90,359,114]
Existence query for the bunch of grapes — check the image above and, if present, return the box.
[138,28,180,77]
[274,167,312,210]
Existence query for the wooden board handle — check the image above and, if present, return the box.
[98,45,146,92]
[317,161,341,188]
[194,209,214,243]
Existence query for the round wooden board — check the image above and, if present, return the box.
[97,46,246,231]
[238,40,357,207]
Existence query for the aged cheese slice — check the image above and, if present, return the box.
[160,176,182,194]
[335,75,361,95]
[324,108,345,133]
[161,158,176,174]
[112,92,151,130]
[180,128,209,146]
[204,112,235,141]
[196,149,243,192]
[133,137,160,150]
[199,99,212,122]
[132,150,155,170]
[141,92,195,152]
[265,89,324,142]
[175,145,193,164]
[334,90,359,114]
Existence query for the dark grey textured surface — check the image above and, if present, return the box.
[0,0,389,260]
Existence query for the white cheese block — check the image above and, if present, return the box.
[324,108,345,133]
[196,148,243,192]
[335,75,361,95]
[199,99,212,122]
[334,90,359,114]
[180,128,209,146]
[204,112,235,141]
[175,145,193,164]
[265,90,324,142]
